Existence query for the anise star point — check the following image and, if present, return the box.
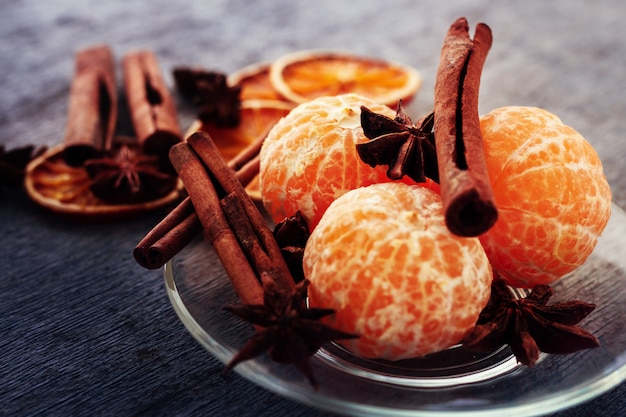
[463,278,599,367]
[85,145,176,204]
[223,278,359,388]
[273,211,311,283]
[173,67,242,128]
[356,101,439,184]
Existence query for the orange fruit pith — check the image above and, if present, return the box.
[260,93,428,230]
[303,182,492,360]
[479,106,612,287]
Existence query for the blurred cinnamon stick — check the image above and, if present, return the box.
[123,50,182,158]
[62,45,117,167]
[433,17,498,237]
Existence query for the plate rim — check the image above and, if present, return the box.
[164,203,626,417]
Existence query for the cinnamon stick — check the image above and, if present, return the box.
[433,17,498,237]
[133,133,264,270]
[221,192,282,285]
[169,142,264,305]
[187,132,294,294]
[133,197,198,269]
[62,45,117,167]
[123,50,182,157]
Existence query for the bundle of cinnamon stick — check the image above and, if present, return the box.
[167,131,294,304]
[133,132,265,270]
[62,45,182,167]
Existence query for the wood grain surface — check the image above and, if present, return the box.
[1,1,625,416]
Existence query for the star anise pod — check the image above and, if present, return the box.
[462,278,599,366]
[356,101,439,183]
[173,67,241,128]
[0,144,47,187]
[273,211,311,283]
[224,278,359,388]
[85,145,177,204]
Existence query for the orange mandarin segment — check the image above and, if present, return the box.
[479,106,612,287]
[259,93,399,229]
[303,183,492,360]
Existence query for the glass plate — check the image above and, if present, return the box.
[164,203,626,417]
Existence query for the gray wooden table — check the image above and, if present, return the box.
[2,1,625,416]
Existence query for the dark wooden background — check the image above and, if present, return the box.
[2,0,625,416]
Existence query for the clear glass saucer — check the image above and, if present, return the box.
[164,203,626,417]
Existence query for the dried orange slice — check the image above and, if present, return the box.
[269,50,422,106]
[227,62,292,103]
[24,145,183,220]
[185,99,294,200]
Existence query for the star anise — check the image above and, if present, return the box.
[462,277,600,366]
[273,211,311,283]
[356,101,439,183]
[173,67,241,128]
[224,278,359,388]
[85,145,177,204]
[0,144,47,187]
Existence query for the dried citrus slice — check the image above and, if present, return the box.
[269,50,422,106]
[24,144,183,220]
[186,99,294,200]
[303,182,492,360]
[478,106,612,287]
[227,62,293,103]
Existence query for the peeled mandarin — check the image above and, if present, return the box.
[259,93,398,229]
[303,183,492,360]
[479,106,612,287]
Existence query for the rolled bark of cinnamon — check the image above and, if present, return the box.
[62,45,117,167]
[133,196,198,269]
[123,50,182,158]
[169,142,265,306]
[433,17,498,237]
[133,132,266,270]
[186,132,295,294]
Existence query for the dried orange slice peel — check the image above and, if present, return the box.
[185,99,293,200]
[227,62,293,103]
[24,144,183,220]
[269,50,422,106]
